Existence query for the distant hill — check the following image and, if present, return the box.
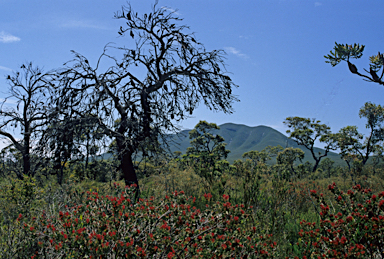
[166,123,344,165]
[99,123,345,166]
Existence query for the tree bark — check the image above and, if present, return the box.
[116,137,139,188]
[23,129,31,177]
[312,158,320,173]
[120,149,138,186]
[22,153,30,177]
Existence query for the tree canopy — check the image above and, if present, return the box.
[325,42,384,85]
[284,117,337,172]
[0,63,53,179]
[54,2,238,186]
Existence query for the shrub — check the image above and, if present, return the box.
[294,182,384,258]
[12,183,278,258]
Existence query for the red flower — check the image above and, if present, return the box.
[204,193,213,201]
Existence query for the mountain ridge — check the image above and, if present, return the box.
[166,123,343,165]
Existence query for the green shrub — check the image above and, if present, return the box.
[11,183,278,258]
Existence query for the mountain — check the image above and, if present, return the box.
[166,123,343,165]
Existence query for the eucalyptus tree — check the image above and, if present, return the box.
[0,62,53,179]
[184,120,230,185]
[242,145,283,171]
[274,147,305,180]
[284,117,337,172]
[325,42,384,86]
[334,102,384,174]
[319,157,335,178]
[56,3,238,187]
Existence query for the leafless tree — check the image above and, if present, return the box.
[0,62,53,179]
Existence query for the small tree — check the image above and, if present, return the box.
[275,147,304,179]
[319,157,335,178]
[242,145,282,172]
[325,42,384,86]
[39,117,96,184]
[184,121,230,186]
[284,117,337,172]
[334,102,384,175]
[0,63,53,179]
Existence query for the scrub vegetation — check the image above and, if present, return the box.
[1,2,384,258]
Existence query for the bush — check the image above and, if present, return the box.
[10,183,278,258]
[294,182,384,258]
[0,175,45,223]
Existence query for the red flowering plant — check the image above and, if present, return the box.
[16,183,278,258]
[293,182,384,258]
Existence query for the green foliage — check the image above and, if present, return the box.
[0,175,45,223]
[369,52,384,72]
[276,148,304,166]
[359,102,384,133]
[334,102,384,176]
[272,147,305,181]
[324,42,365,66]
[296,182,384,258]
[284,117,337,172]
[184,121,230,186]
[325,42,384,85]
[242,145,281,166]
[8,184,278,258]
[319,157,335,178]
[1,160,384,257]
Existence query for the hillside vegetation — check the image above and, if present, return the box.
[166,123,344,164]
[1,1,384,258]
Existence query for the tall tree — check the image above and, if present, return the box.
[284,117,337,172]
[56,3,238,187]
[325,42,384,86]
[0,63,52,179]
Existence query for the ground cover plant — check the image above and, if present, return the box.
[1,168,384,258]
[0,2,383,255]
[294,182,384,258]
[2,182,278,258]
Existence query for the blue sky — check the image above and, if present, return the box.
[1,0,384,150]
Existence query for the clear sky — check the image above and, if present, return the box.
[1,0,384,150]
